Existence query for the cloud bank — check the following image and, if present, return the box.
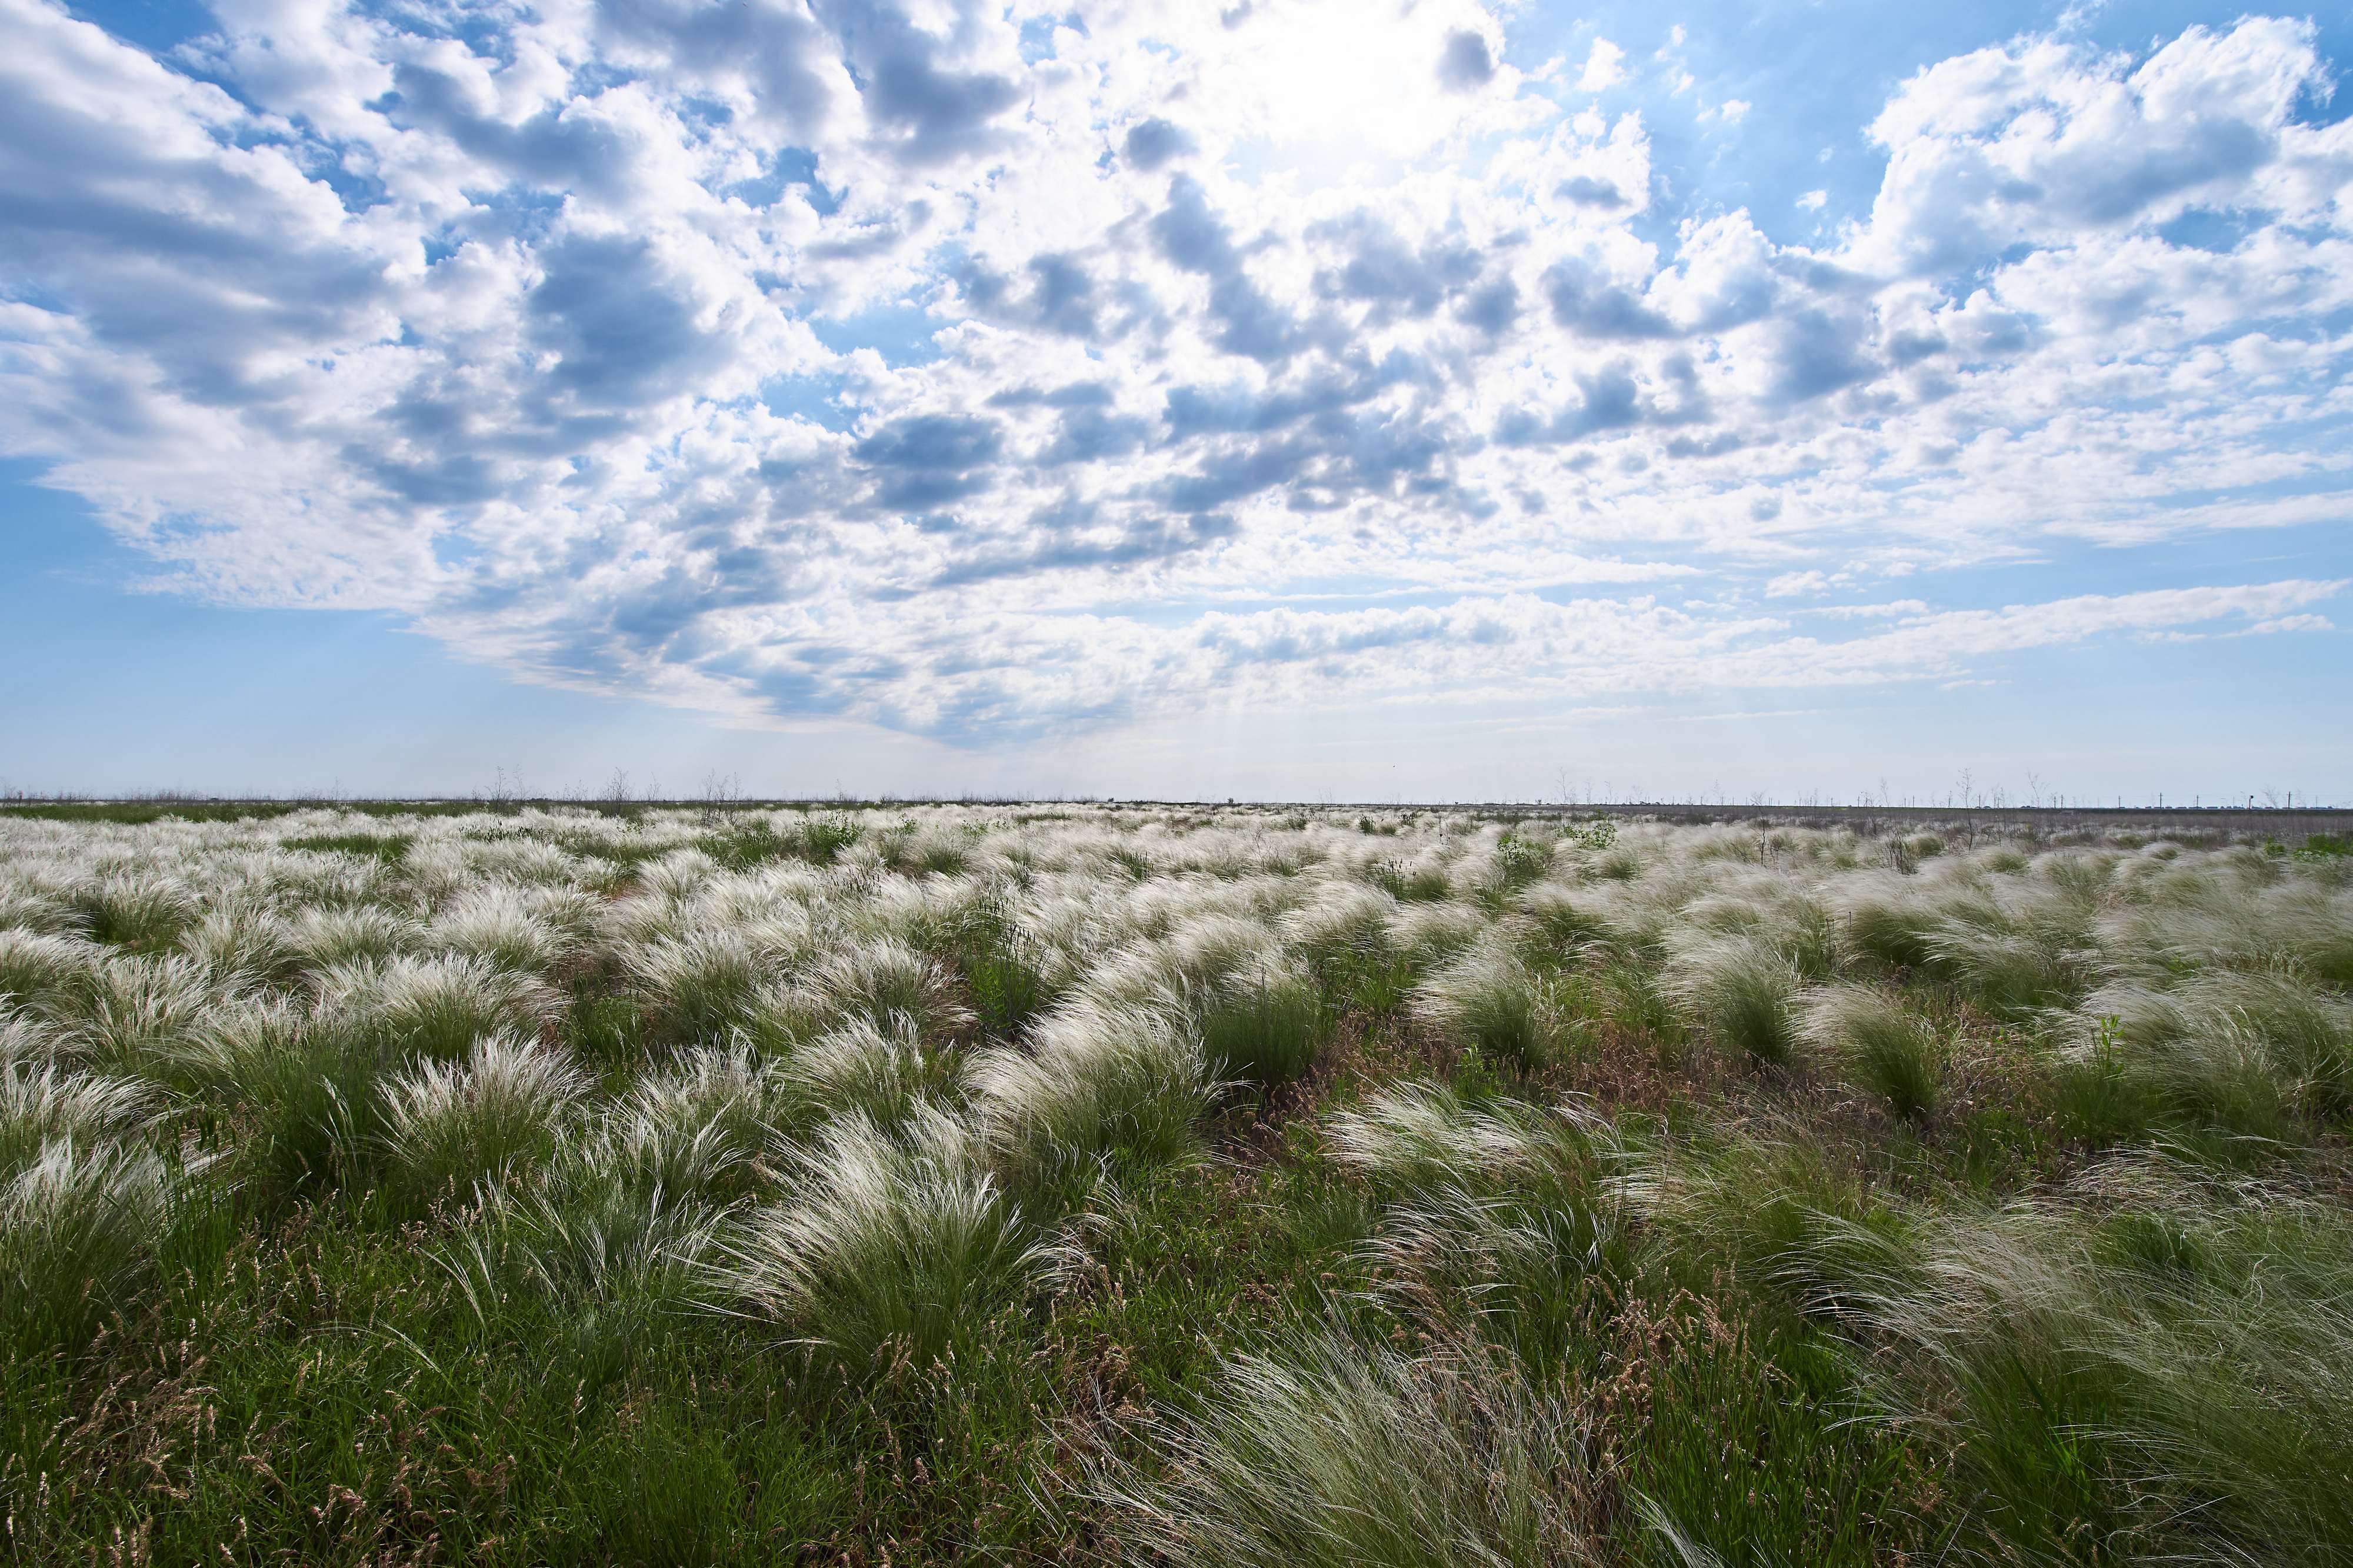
[2,0,2348,739]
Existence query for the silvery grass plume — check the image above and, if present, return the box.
[1082,914,1280,1012]
[379,1032,594,1206]
[847,866,988,949]
[2192,968,2353,1122]
[72,870,198,949]
[623,915,810,1042]
[708,1104,1065,1376]
[1682,879,1839,982]
[460,835,586,888]
[0,1006,81,1073]
[635,847,721,904]
[1384,902,1492,972]
[1473,828,1561,899]
[1795,983,1947,1120]
[2053,969,2353,1146]
[2109,870,2353,990]
[0,929,106,1014]
[0,888,84,937]
[1632,1127,2353,1564]
[772,1015,956,1137]
[1369,846,1457,904]
[1277,882,1399,972]
[1094,914,1326,1084]
[1,1137,179,1352]
[2241,881,2353,989]
[966,998,1214,1193]
[1831,872,1948,970]
[1328,1084,1624,1339]
[176,995,388,1190]
[397,838,476,908]
[602,1042,793,1202]
[940,889,1066,1040]
[1658,930,1804,1066]
[1410,935,1574,1069]
[1633,1126,1904,1320]
[0,1057,155,1177]
[1328,1080,1599,1195]
[429,881,581,974]
[443,1041,783,1332]
[760,937,971,1045]
[1919,885,2102,1016]
[281,905,418,975]
[442,1136,736,1366]
[1185,950,1325,1085]
[875,819,978,877]
[684,863,829,930]
[1515,881,1619,950]
[268,845,395,909]
[316,952,561,1063]
[1083,1329,1593,1568]
[177,903,298,984]
[1830,1162,2353,1565]
[51,952,218,1076]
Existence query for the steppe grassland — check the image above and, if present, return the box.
[2,802,2350,1566]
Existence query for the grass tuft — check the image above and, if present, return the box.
[1660,932,1802,1066]
[1411,938,1571,1069]
[1086,1330,1593,1568]
[711,1106,1061,1375]
[1797,983,1945,1119]
[380,1032,593,1206]
[0,1139,178,1352]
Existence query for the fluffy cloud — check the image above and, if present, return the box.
[1,0,2347,741]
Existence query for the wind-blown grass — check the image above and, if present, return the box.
[1839,1166,2353,1565]
[601,1042,791,1201]
[1086,1330,1592,1568]
[0,1060,153,1177]
[1410,938,1571,1069]
[0,928,104,1011]
[179,996,386,1191]
[319,952,561,1064]
[709,1106,1062,1376]
[1660,931,1803,1066]
[968,999,1213,1189]
[282,905,416,972]
[1797,983,1945,1120]
[4,802,2349,1563]
[625,918,808,1042]
[1329,1083,1624,1347]
[49,952,215,1074]
[2065,971,2353,1140]
[769,937,971,1044]
[1,1139,178,1352]
[379,1032,593,1206]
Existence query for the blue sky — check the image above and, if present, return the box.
[2,0,2349,802]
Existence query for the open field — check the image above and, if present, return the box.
[4,802,2350,1565]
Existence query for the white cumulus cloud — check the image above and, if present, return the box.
[0,0,2345,745]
